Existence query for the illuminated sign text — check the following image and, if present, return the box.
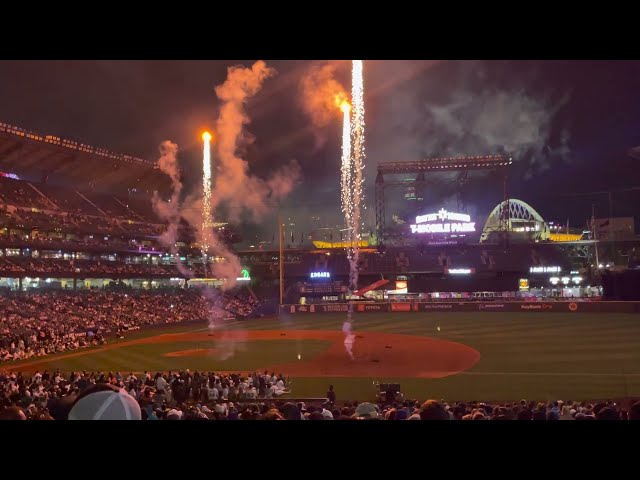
[310,272,331,279]
[529,266,561,273]
[447,268,473,275]
[410,208,475,234]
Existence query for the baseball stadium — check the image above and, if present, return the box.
[2,59,640,421]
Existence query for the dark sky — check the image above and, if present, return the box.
[1,60,640,241]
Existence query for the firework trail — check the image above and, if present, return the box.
[349,59,366,291]
[201,131,214,253]
[340,100,352,240]
[342,60,366,358]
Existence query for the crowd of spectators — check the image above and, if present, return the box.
[0,257,179,277]
[0,369,292,420]
[1,205,163,237]
[0,177,164,238]
[0,257,24,273]
[225,294,261,317]
[1,368,638,420]
[0,178,51,210]
[0,290,262,363]
[0,232,150,251]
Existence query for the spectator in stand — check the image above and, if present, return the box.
[0,290,262,364]
[327,384,336,405]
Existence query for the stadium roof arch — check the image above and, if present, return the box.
[481,199,550,243]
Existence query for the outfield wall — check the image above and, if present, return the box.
[281,301,640,314]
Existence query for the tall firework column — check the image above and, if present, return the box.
[349,59,365,292]
[340,101,353,241]
[342,60,365,359]
[201,131,214,253]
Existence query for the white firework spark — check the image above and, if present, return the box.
[342,60,366,360]
[201,131,213,252]
[340,101,352,244]
[349,60,365,291]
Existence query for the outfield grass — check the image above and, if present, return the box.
[5,312,640,402]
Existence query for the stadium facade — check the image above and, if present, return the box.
[1,121,638,300]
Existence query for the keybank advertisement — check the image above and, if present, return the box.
[520,303,553,311]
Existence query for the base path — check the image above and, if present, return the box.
[4,330,480,379]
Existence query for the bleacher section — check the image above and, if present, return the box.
[0,176,163,237]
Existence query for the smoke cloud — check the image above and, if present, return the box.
[299,61,349,128]
[421,89,571,177]
[298,61,349,149]
[172,62,299,290]
[151,141,192,278]
[368,62,571,181]
[212,61,301,222]
[179,193,242,290]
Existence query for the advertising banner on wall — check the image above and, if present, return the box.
[356,303,389,312]
[280,301,640,314]
[318,304,350,313]
[285,304,316,313]
[476,303,507,311]
[390,302,412,312]
[419,302,478,312]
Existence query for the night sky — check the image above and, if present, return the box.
[1,60,639,241]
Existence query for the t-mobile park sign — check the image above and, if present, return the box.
[410,208,476,234]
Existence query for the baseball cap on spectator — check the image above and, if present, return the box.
[355,402,378,419]
[166,409,183,420]
[322,409,334,420]
[68,384,141,420]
